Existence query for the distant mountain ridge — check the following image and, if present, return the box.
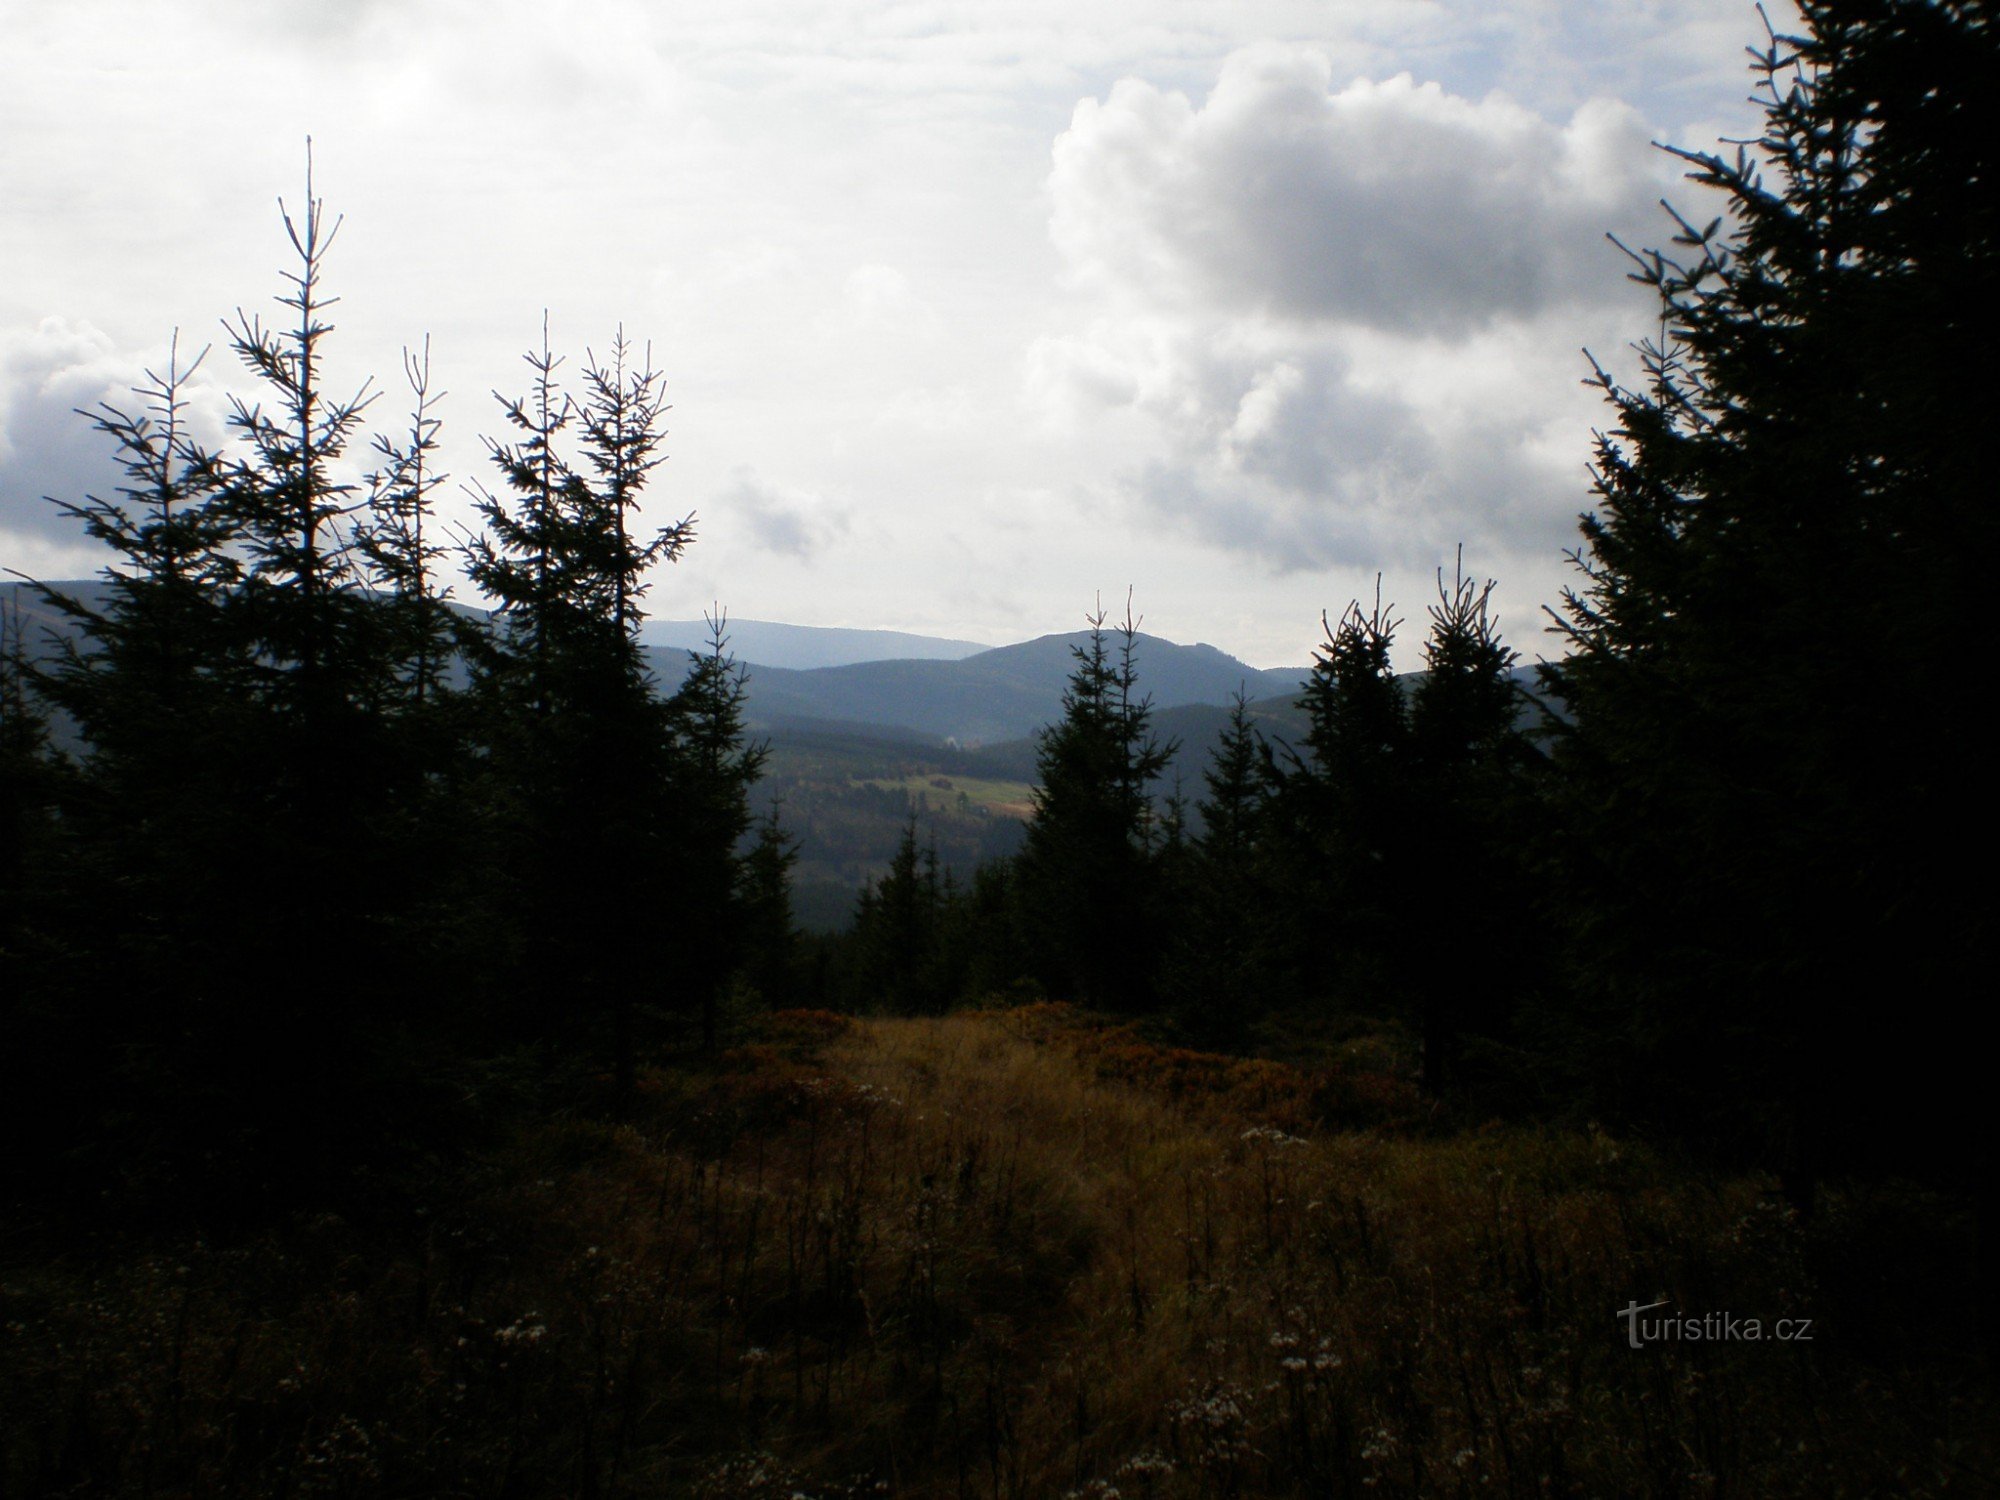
[6,580,1547,925]
[3,581,1307,748]
[732,631,1308,746]
[644,618,986,671]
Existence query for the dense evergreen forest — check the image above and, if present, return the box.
[1,4,1992,1494]
[0,167,795,1198]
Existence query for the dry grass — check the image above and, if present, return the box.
[3,1009,1990,1497]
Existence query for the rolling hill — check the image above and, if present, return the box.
[8,580,1559,927]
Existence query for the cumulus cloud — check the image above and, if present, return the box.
[714,465,849,560]
[1051,47,1661,334]
[1111,333,1581,571]
[1036,45,1666,572]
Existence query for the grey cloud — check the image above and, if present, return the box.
[1102,333,1583,574]
[0,321,233,550]
[1213,355,1426,497]
[716,466,849,560]
[1051,48,1663,335]
[1136,415,1577,575]
[1036,45,1661,576]
[0,321,144,545]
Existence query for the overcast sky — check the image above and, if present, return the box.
[1,0,1789,668]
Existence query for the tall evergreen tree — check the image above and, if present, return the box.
[849,817,948,1014]
[207,170,450,1179]
[1268,588,1409,1011]
[736,807,802,1010]
[1407,559,1534,1095]
[350,341,488,1042]
[1546,0,1995,1193]
[21,339,275,1188]
[358,337,457,713]
[1015,598,1176,1010]
[662,614,768,1050]
[1164,691,1277,1044]
[19,166,462,1191]
[465,327,697,1087]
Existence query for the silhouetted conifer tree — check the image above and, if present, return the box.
[358,338,458,712]
[736,808,802,1009]
[1546,0,1995,1197]
[350,340,485,1039]
[466,327,697,1089]
[1407,558,1534,1095]
[1164,691,1278,1045]
[1016,597,1176,1010]
[23,336,278,1189]
[849,817,948,1013]
[1268,588,1409,1012]
[203,168,452,1179]
[662,615,767,1050]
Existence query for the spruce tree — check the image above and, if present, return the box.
[209,170,459,1180]
[849,816,947,1014]
[1165,691,1277,1045]
[1198,692,1269,867]
[662,614,767,1050]
[1407,559,1533,1095]
[358,337,457,713]
[736,808,802,1010]
[1268,588,1409,1011]
[1015,597,1176,1010]
[465,327,697,1086]
[22,339,270,1187]
[1546,0,1995,1193]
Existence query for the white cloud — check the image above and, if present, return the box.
[1051,49,1663,333]
[1035,44,1671,579]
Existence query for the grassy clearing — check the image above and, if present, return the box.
[858,775,1036,820]
[3,1009,1988,1496]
